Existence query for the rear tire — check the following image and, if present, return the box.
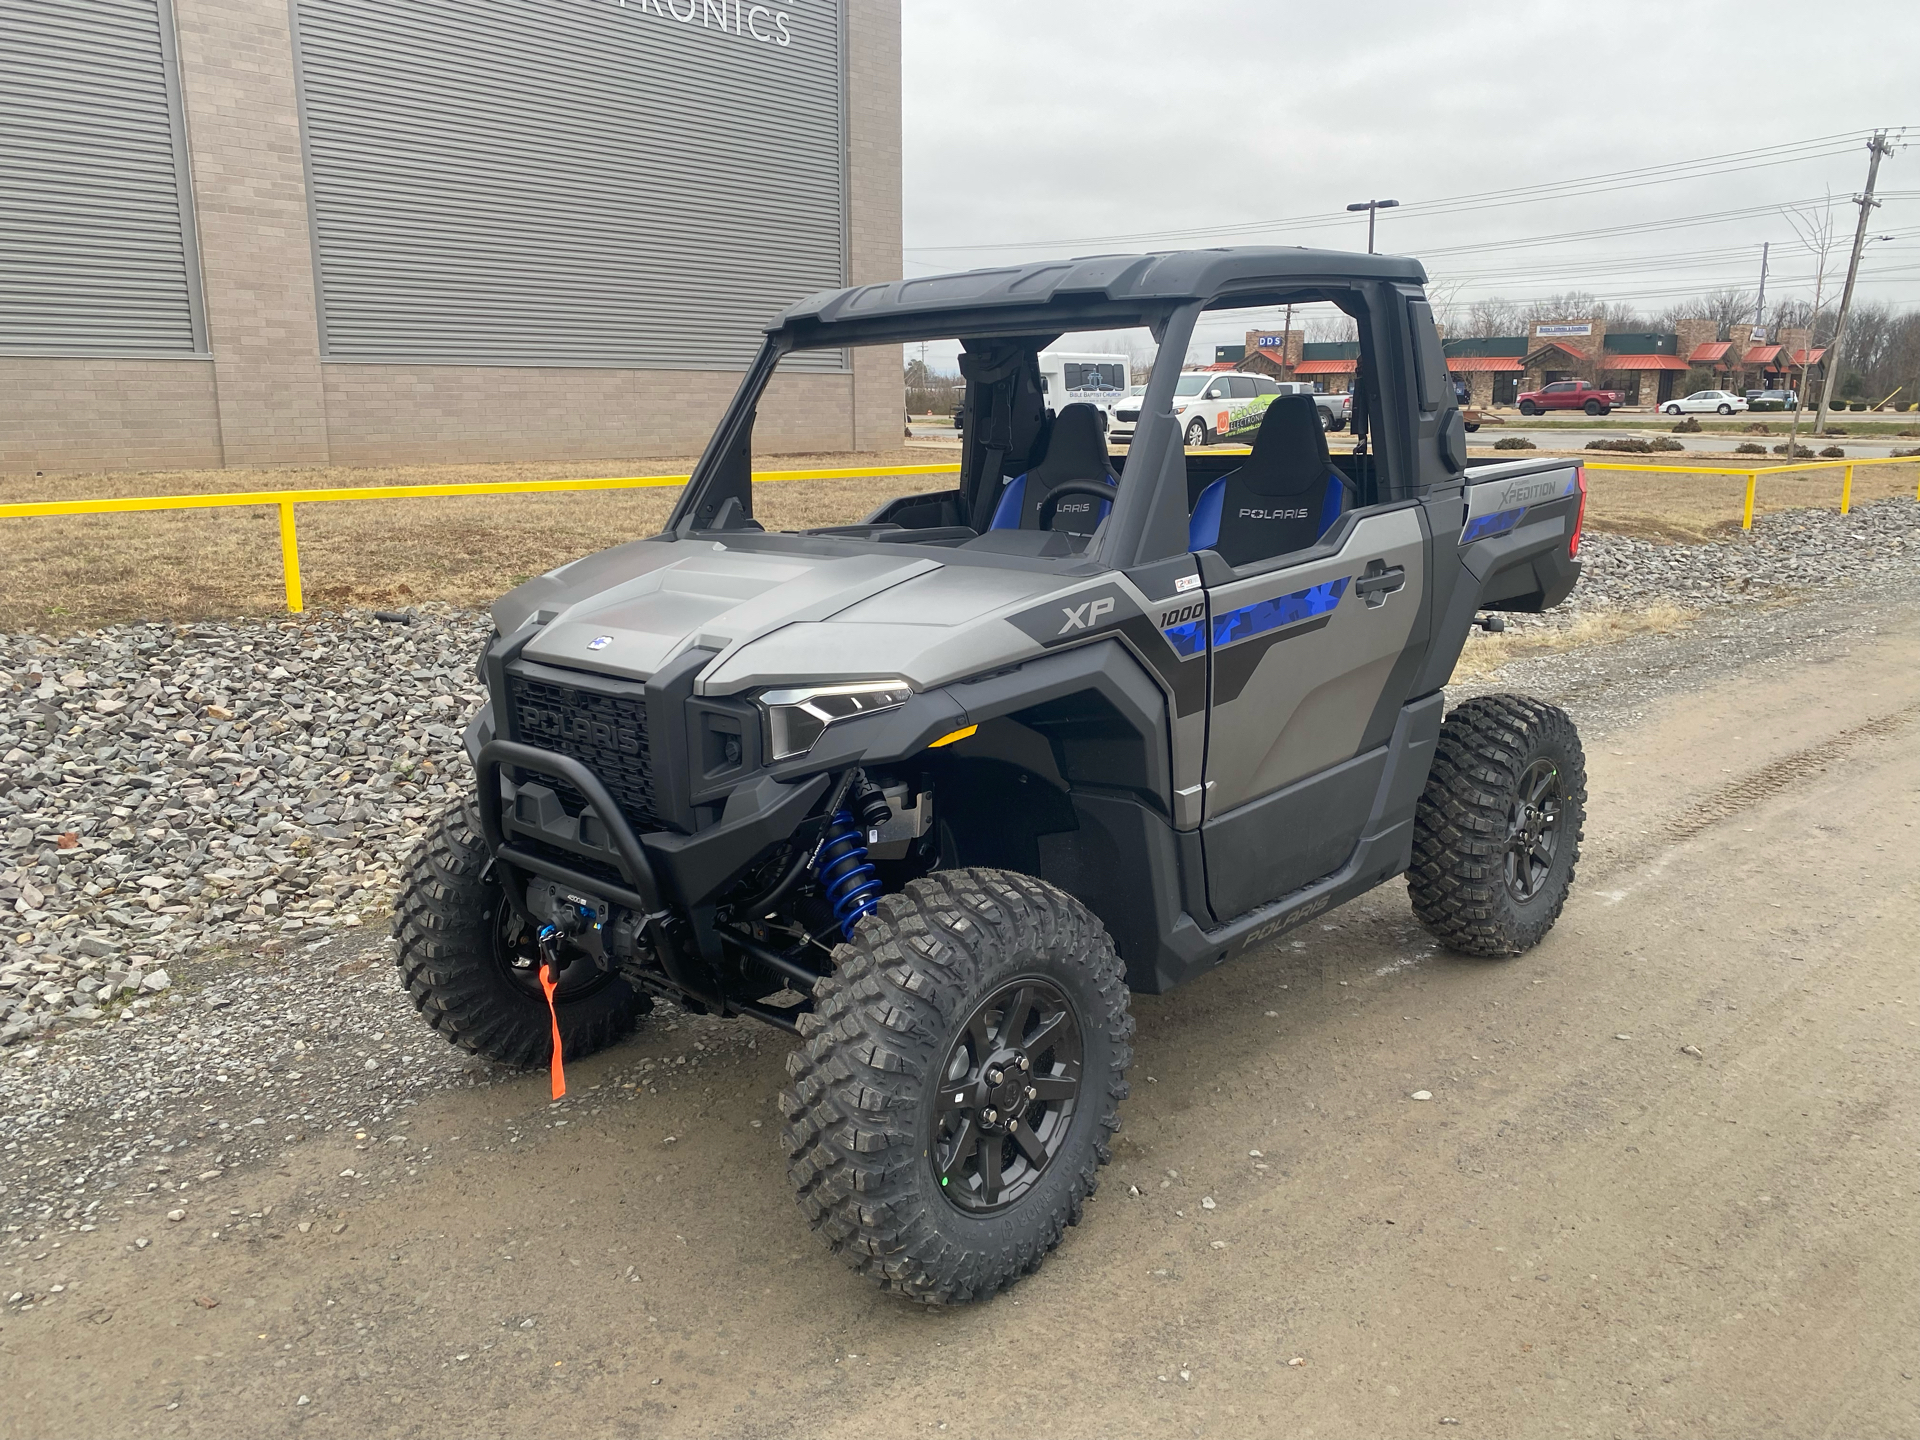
[1583,399,1602,415]
[780,869,1132,1304]
[1408,696,1586,957]
[392,795,650,1066]
[1718,403,1733,415]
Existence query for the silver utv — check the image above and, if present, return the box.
[394,247,1591,1304]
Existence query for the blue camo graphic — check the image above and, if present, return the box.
[1161,576,1349,656]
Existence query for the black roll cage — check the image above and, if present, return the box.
[665,249,1447,571]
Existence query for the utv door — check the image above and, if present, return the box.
[1198,504,1426,920]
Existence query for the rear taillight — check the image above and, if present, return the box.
[1569,465,1588,558]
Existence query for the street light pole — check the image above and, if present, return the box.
[1346,198,1400,254]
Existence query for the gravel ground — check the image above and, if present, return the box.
[1496,494,1919,637]
[1,498,1916,1248]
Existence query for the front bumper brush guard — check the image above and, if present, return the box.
[474,739,670,923]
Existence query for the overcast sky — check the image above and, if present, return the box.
[900,0,1919,345]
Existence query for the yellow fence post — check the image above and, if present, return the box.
[1742,471,1757,530]
[1841,463,1855,516]
[278,501,304,614]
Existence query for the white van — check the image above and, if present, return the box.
[1037,351,1130,420]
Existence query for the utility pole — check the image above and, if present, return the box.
[1752,242,1769,330]
[1815,130,1894,433]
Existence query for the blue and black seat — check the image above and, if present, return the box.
[1188,394,1348,567]
[988,403,1118,535]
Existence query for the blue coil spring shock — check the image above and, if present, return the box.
[815,808,885,940]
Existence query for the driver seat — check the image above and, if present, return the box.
[988,403,1118,534]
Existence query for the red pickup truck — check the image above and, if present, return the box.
[1516,379,1625,416]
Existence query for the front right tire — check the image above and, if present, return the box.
[392,796,650,1066]
[1185,419,1209,448]
[780,869,1132,1304]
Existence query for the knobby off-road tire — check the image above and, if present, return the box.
[391,795,649,1066]
[1409,695,1587,957]
[780,868,1133,1304]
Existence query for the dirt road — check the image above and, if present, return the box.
[5,596,1918,1438]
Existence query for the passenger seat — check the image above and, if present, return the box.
[1188,394,1347,566]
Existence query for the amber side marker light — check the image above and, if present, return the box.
[928,725,977,748]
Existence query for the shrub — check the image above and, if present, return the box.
[1672,416,1703,433]
[1749,399,1785,412]
[1822,425,1847,435]
[1649,437,1686,451]
[1849,402,1867,412]
[1585,437,1653,453]
[1492,436,1536,450]
[1743,423,1772,434]
[1772,443,1813,457]
[1819,446,1846,458]
[1734,442,1768,454]
[1892,446,1920,458]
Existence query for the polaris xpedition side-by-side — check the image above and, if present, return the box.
[393,248,1591,1304]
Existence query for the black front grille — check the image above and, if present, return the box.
[507,674,660,832]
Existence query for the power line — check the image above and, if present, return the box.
[904,129,1904,256]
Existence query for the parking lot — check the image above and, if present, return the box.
[4,567,1915,1438]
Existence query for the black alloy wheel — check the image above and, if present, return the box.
[932,978,1083,1214]
[1503,758,1564,902]
[1584,399,1602,415]
[1407,695,1587,958]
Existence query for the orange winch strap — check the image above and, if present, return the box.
[539,963,566,1100]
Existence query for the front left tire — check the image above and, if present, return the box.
[781,869,1132,1304]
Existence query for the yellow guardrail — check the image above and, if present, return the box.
[1582,453,1919,530]
[2,452,1913,615]
[0,463,964,614]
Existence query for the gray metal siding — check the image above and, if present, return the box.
[0,0,205,356]
[294,0,848,369]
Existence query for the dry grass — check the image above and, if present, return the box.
[1448,603,1694,684]
[1,445,1910,631]
[0,449,959,632]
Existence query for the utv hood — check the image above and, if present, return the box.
[496,536,1069,693]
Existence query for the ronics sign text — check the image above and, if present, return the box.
[618,0,794,47]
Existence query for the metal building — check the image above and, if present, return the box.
[0,0,902,473]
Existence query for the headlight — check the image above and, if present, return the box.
[757,680,913,761]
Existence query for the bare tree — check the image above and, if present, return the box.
[1698,288,1758,340]
[1782,197,1840,450]
[1462,296,1524,337]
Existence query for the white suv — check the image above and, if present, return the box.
[1110,372,1283,447]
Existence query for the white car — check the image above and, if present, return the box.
[1110,371,1304,447]
[1663,390,1748,416]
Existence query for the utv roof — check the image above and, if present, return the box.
[771,246,1430,348]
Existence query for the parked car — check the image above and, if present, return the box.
[1516,379,1625,416]
[1744,389,1799,412]
[1663,390,1748,416]
[1110,374,1345,446]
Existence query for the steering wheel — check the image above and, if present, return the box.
[1037,480,1118,531]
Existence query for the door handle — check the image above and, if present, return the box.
[1354,561,1406,606]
